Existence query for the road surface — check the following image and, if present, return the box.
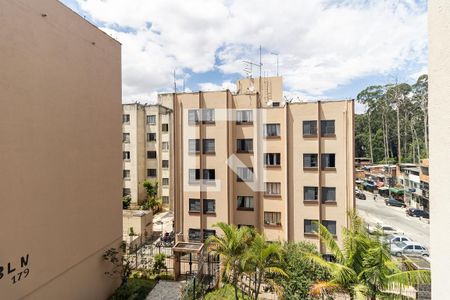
[357,191,430,249]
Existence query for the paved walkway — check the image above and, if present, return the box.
[146,280,184,300]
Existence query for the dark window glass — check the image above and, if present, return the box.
[189,199,200,212]
[162,178,169,186]
[202,109,215,123]
[322,220,337,235]
[189,139,201,153]
[122,114,130,123]
[265,182,281,195]
[304,219,318,234]
[203,169,216,181]
[203,199,215,213]
[321,153,336,169]
[147,115,156,124]
[123,170,130,178]
[147,133,156,141]
[237,196,254,210]
[203,139,215,154]
[123,151,131,160]
[162,160,169,168]
[263,124,280,137]
[237,139,253,152]
[303,120,317,136]
[188,229,201,241]
[322,187,336,202]
[264,212,281,225]
[321,120,335,136]
[303,154,318,168]
[123,133,130,143]
[203,229,216,241]
[304,186,318,201]
[147,169,157,177]
[162,123,169,132]
[264,153,281,166]
[236,110,253,123]
[123,188,131,197]
[189,169,201,182]
[147,151,157,159]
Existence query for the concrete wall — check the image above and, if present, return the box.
[429,0,450,296]
[0,0,122,299]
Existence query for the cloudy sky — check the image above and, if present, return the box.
[61,0,427,112]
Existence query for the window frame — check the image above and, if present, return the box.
[321,187,336,203]
[320,120,335,136]
[264,211,282,226]
[203,199,216,214]
[147,115,156,125]
[263,123,281,138]
[303,153,318,169]
[321,153,336,170]
[237,196,254,211]
[203,139,216,154]
[303,186,318,201]
[236,167,254,182]
[264,153,281,166]
[188,198,201,213]
[236,110,253,124]
[303,120,317,137]
[264,182,281,196]
[236,139,253,153]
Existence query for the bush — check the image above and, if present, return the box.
[109,278,156,300]
[204,284,250,300]
[152,253,167,274]
[123,196,132,209]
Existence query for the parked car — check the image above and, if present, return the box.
[355,190,366,200]
[383,234,412,245]
[385,197,406,208]
[390,241,429,257]
[406,208,429,219]
[368,224,398,235]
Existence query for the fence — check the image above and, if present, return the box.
[181,253,220,299]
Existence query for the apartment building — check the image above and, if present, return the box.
[159,76,355,250]
[0,1,122,299]
[122,103,173,209]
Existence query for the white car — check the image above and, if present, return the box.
[368,224,398,235]
[390,241,429,257]
[383,234,412,245]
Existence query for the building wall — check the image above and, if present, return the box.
[0,0,121,299]
[166,77,354,248]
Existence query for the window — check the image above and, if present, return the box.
[237,196,254,210]
[162,160,169,168]
[322,187,336,203]
[147,151,157,159]
[321,154,336,169]
[189,169,201,182]
[304,186,318,201]
[189,199,200,212]
[123,170,130,179]
[147,115,156,124]
[265,182,281,196]
[162,178,169,186]
[162,142,169,151]
[123,151,130,160]
[123,188,131,197]
[322,220,337,235]
[188,229,201,242]
[203,139,215,154]
[203,199,216,213]
[123,133,130,143]
[202,109,215,123]
[188,109,200,124]
[304,219,318,234]
[203,229,216,241]
[321,120,335,136]
[303,120,317,136]
[162,196,169,204]
[237,167,253,182]
[272,102,280,107]
[162,123,169,132]
[237,139,253,153]
[203,169,216,181]
[236,110,253,124]
[188,139,201,154]
[122,114,130,123]
[263,124,280,137]
[303,154,318,168]
[264,212,281,225]
[264,153,281,166]
[147,133,156,142]
[147,169,157,177]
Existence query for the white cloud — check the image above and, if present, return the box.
[71,0,427,101]
[198,81,237,92]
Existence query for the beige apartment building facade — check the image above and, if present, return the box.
[158,76,355,249]
[0,0,122,299]
[122,103,174,209]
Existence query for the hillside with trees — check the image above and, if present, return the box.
[355,74,428,164]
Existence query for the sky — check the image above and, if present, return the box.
[61,0,427,113]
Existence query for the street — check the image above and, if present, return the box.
[357,192,430,249]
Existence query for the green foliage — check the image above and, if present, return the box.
[304,211,431,299]
[204,284,251,300]
[103,242,133,286]
[152,253,167,275]
[274,242,330,300]
[356,74,428,163]
[109,278,156,300]
[123,196,132,209]
[142,180,162,213]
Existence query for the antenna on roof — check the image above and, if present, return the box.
[270,51,279,76]
[173,70,177,93]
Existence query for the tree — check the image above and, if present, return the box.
[242,234,287,300]
[122,196,132,209]
[206,223,255,300]
[142,180,161,213]
[103,242,133,287]
[152,253,167,275]
[274,242,330,300]
[305,212,431,299]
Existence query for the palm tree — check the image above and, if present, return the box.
[206,222,254,300]
[305,212,431,299]
[242,234,287,300]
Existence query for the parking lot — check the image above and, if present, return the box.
[357,191,430,250]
